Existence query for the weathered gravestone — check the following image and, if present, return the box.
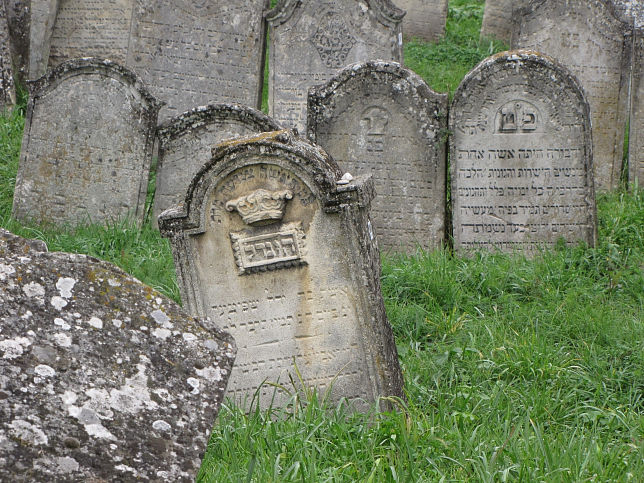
[127,0,268,122]
[0,1,15,109]
[512,0,632,191]
[267,0,404,133]
[12,58,161,227]
[159,130,405,410]
[630,29,644,188]
[28,0,57,79]
[396,0,447,42]
[3,0,30,83]
[47,0,135,68]
[480,0,529,42]
[308,60,447,253]
[0,228,236,482]
[613,0,644,27]
[153,103,282,226]
[450,50,597,254]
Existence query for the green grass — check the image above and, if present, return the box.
[1,1,643,480]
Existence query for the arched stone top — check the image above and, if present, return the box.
[28,57,162,115]
[158,130,375,236]
[266,0,405,28]
[157,103,282,149]
[307,60,445,140]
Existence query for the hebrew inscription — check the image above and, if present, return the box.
[512,0,631,191]
[450,51,596,254]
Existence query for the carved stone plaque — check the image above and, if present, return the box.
[397,0,447,42]
[267,0,404,133]
[153,103,281,226]
[512,0,632,191]
[450,50,597,254]
[159,131,404,411]
[47,0,134,68]
[127,0,268,121]
[12,59,160,227]
[308,61,448,253]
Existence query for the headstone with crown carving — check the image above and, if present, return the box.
[159,130,404,411]
[267,0,404,133]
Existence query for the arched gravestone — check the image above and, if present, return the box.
[12,58,161,228]
[0,229,236,482]
[308,60,448,253]
[267,0,404,133]
[511,0,632,191]
[153,103,282,226]
[396,0,447,42]
[450,51,597,254]
[127,0,269,122]
[159,130,404,411]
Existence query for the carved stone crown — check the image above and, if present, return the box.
[225,189,293,226]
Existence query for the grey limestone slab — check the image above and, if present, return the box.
[0,0,15,109]
[153,103,282,226]
[159,130,404,411]
[12,58,161,228]
[308,60,447,253]
[28,0,57,80]
[480,0,528,42]
[512,0,632,191]
[450,50,597,254]
[396,0,447,42]
[630,29,644,188]
[0,228,236,482]
[267,0,404,133]
[3,0,30,83]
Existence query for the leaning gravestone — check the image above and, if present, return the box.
[480,0,529,42]
[47,0,134,68]
[450,50,597,254]
[0,228,236,481]
[3,0,30,83]
[512,0,632,191]
[0,1,15,109]
[396,0,447,42]
[267,0,404,133]
[127,0,268,122]
[153,103,282,226]
[12,58,161,227]
[630,29,644,188]
[159,130,405,410]
[308,60,447,252]
[27,0,57,79]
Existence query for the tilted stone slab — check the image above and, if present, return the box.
[308,60,447,253]
[153,103,282,227]
[512,0,632,191]
[396,0,447,42]
[3,0,30,83]
[0,1,15,109]
[127,0,268,122]
[12,58,161,228]
[480,0,529,42]
[28,0,57,79]
[0,228,236,482]
[450,50,597,254]
[47,0,135,69]
[630,29,644,188]
[159,130,404,411]
[267,0,404,133]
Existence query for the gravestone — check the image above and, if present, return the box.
[127,0,268,122]
[47,0,134,68]
[480,0,529,42]
[613,0,644,27]
[450,50,597,254]
[153,103,282,226]
[396,0,447,42]
[12,58,161,227]
[267,0,404,133]
[630,29,644,187]
[28,0,57,79]
[308,60,447,253]
[0,1,15,109]
[3,0,30,83]
[159,130,404,411]
[512,0,632,191]
[0,228,236,482]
